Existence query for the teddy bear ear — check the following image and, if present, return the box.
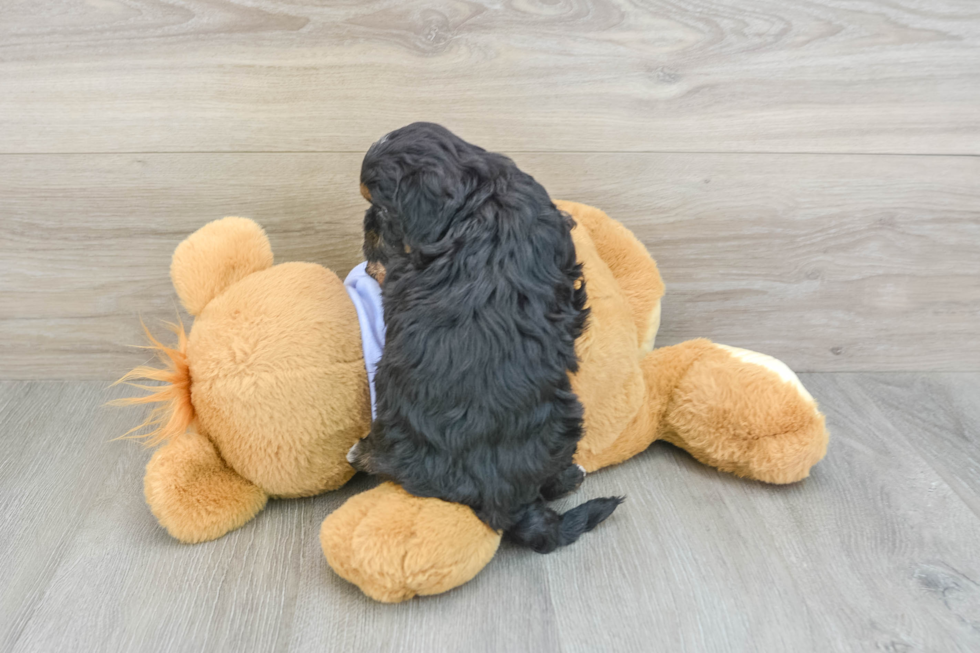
[170,217,274,316]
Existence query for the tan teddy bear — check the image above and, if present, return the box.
[118,202,828,602]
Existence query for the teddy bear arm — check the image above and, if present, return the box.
[557,201,665,352]
[144,428,268,543]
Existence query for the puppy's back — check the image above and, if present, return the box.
[356,122,619,545]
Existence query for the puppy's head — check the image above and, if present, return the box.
[359,123,508,274]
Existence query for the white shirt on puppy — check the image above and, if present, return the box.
[343,262,385,421]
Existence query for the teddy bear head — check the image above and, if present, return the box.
[137,217,371,498]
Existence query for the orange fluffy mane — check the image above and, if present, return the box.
[110,319,194,446]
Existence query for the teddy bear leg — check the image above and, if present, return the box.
[144,428,268,543]
[571,340,715,473]
[320,483,501,602]
[648,340,829,484]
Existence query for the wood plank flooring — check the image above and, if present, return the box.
[2,374,979,653]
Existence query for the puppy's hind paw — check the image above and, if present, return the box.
[541,464,587,501]
[347,440,368,471]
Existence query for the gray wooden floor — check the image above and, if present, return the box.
[2,374,979,653]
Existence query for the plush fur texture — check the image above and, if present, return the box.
[144,427,268,543]
[555,201,664,353]
[118,203,828,601]
[321,482,500,603]
[171,216,274,316]
[652,341,828,484]
[188,261,370,497]
[349,123,619,552]
[130,217,371,505]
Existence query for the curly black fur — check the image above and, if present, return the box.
[349,122,622,553]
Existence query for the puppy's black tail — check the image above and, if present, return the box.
[505,497,624,554]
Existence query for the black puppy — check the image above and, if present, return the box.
[348,122,622,553]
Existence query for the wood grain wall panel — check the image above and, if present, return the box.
[0,0,978,154]
[2,152,976,378]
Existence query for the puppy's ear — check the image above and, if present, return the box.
[394,168,466,246]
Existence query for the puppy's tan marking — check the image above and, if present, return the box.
[366,261,386,285]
